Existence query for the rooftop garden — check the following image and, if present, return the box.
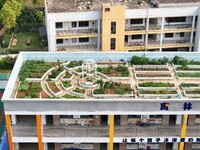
[97,65,129,77]
[14,55,200,99]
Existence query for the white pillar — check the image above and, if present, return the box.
[145,8,149,50]
[42,115,46,125]
[11,115,17,124]
[160,17,165,52]
[194,9,200,52]
[176,115,182,125]
[172,143,178,150]
[98,19,101,50]
[189,15,196,51]
[44,143,48,150]
[14,143,19,150]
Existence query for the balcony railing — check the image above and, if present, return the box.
[164,24,192,30]
[125,26,145,31]
[163,39,190,45]
[12,125,200,138]
[149,25,161,30]
[57,44,98,52]
[125,41,145,47]
[56,28,98,36]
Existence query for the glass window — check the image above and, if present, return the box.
[79,21,89,27]
[79,38,89,43]
[165,33,173,38]
[166,17,186,23]
[180,32,184,37]
[130,19,143,24]
[56,39,63,44]
[132,35,142,39]
[72,22,77,28]
[55,22,63,28]
[110,38,116,50]
[105,8,110,12]
[111,22,116,34]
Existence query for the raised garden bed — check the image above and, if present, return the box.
[97,65,129,77]
[63,72,73,79]
[62,81,72,88]
[17,81,41,98]
[177,72,200,78]
[73,87,85,94]
[138,82,174,87]
[134,67,168,71]
[48,81,60,93]
[180,83,199,88]
[49,65,64,78]
[136,73,171,77]
[139,90,177,95]
[66,61,83,68]
[19,60,53,80]
[93,81,132,95]
[63,94,82,99]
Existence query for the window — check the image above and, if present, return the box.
[130,19,143,24]
[111,22,116,34]
[165,33,173,38]
[132,35,142,39]
[166,17,186,23]
[56,39,63,44]
[79,37,89,43]
[128,115,140,118]
[55,22,63,28]
[105,8,110,12]
[72,22,77,28]
[78,21,89,27]
[110,38,116,50]
[180,32,184,37]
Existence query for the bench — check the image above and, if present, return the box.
[26,37,32,45]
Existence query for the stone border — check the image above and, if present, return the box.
[70,91,86,98]
[93,93,133,98]
[79,82,99,88]
[183,90,200,98]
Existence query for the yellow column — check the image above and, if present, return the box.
[5,115,14,150]
[179,114,188,150]
[109,115,114,150]
[36,115,43,150]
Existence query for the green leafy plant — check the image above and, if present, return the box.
[62,81,71,88]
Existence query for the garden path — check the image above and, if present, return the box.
[168,63,185,98]
[128,64,137,98]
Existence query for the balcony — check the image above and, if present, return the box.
[148,25,162,34]
[57,44,98,52]
[147,40,160,50]
[124,41,145,51]
[12,125,200,139]
[56,28,98,39]
[125,26,146,35]
[162,39,192,49]
[163,24,194,33]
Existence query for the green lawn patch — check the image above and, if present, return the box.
[11,32,41,49]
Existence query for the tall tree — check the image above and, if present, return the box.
[0,0,22,29]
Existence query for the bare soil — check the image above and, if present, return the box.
[16,91,27,98]
[141,91,177,94]
[41,90,49,98]
[137,74,171,77]
[48,82,60,93]
[135,68,168,71]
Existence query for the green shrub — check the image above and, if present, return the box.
[178,72,200,78]
[19,60,51,81]
[121,71,129,77]
[131,56,168,65]
[139,82,171,87]
[63,94,80,99]
[18,81,29,91]
[1,33,11,48]
[67,61,83,68]
[180,83,198,87]
[62,81,71,88]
